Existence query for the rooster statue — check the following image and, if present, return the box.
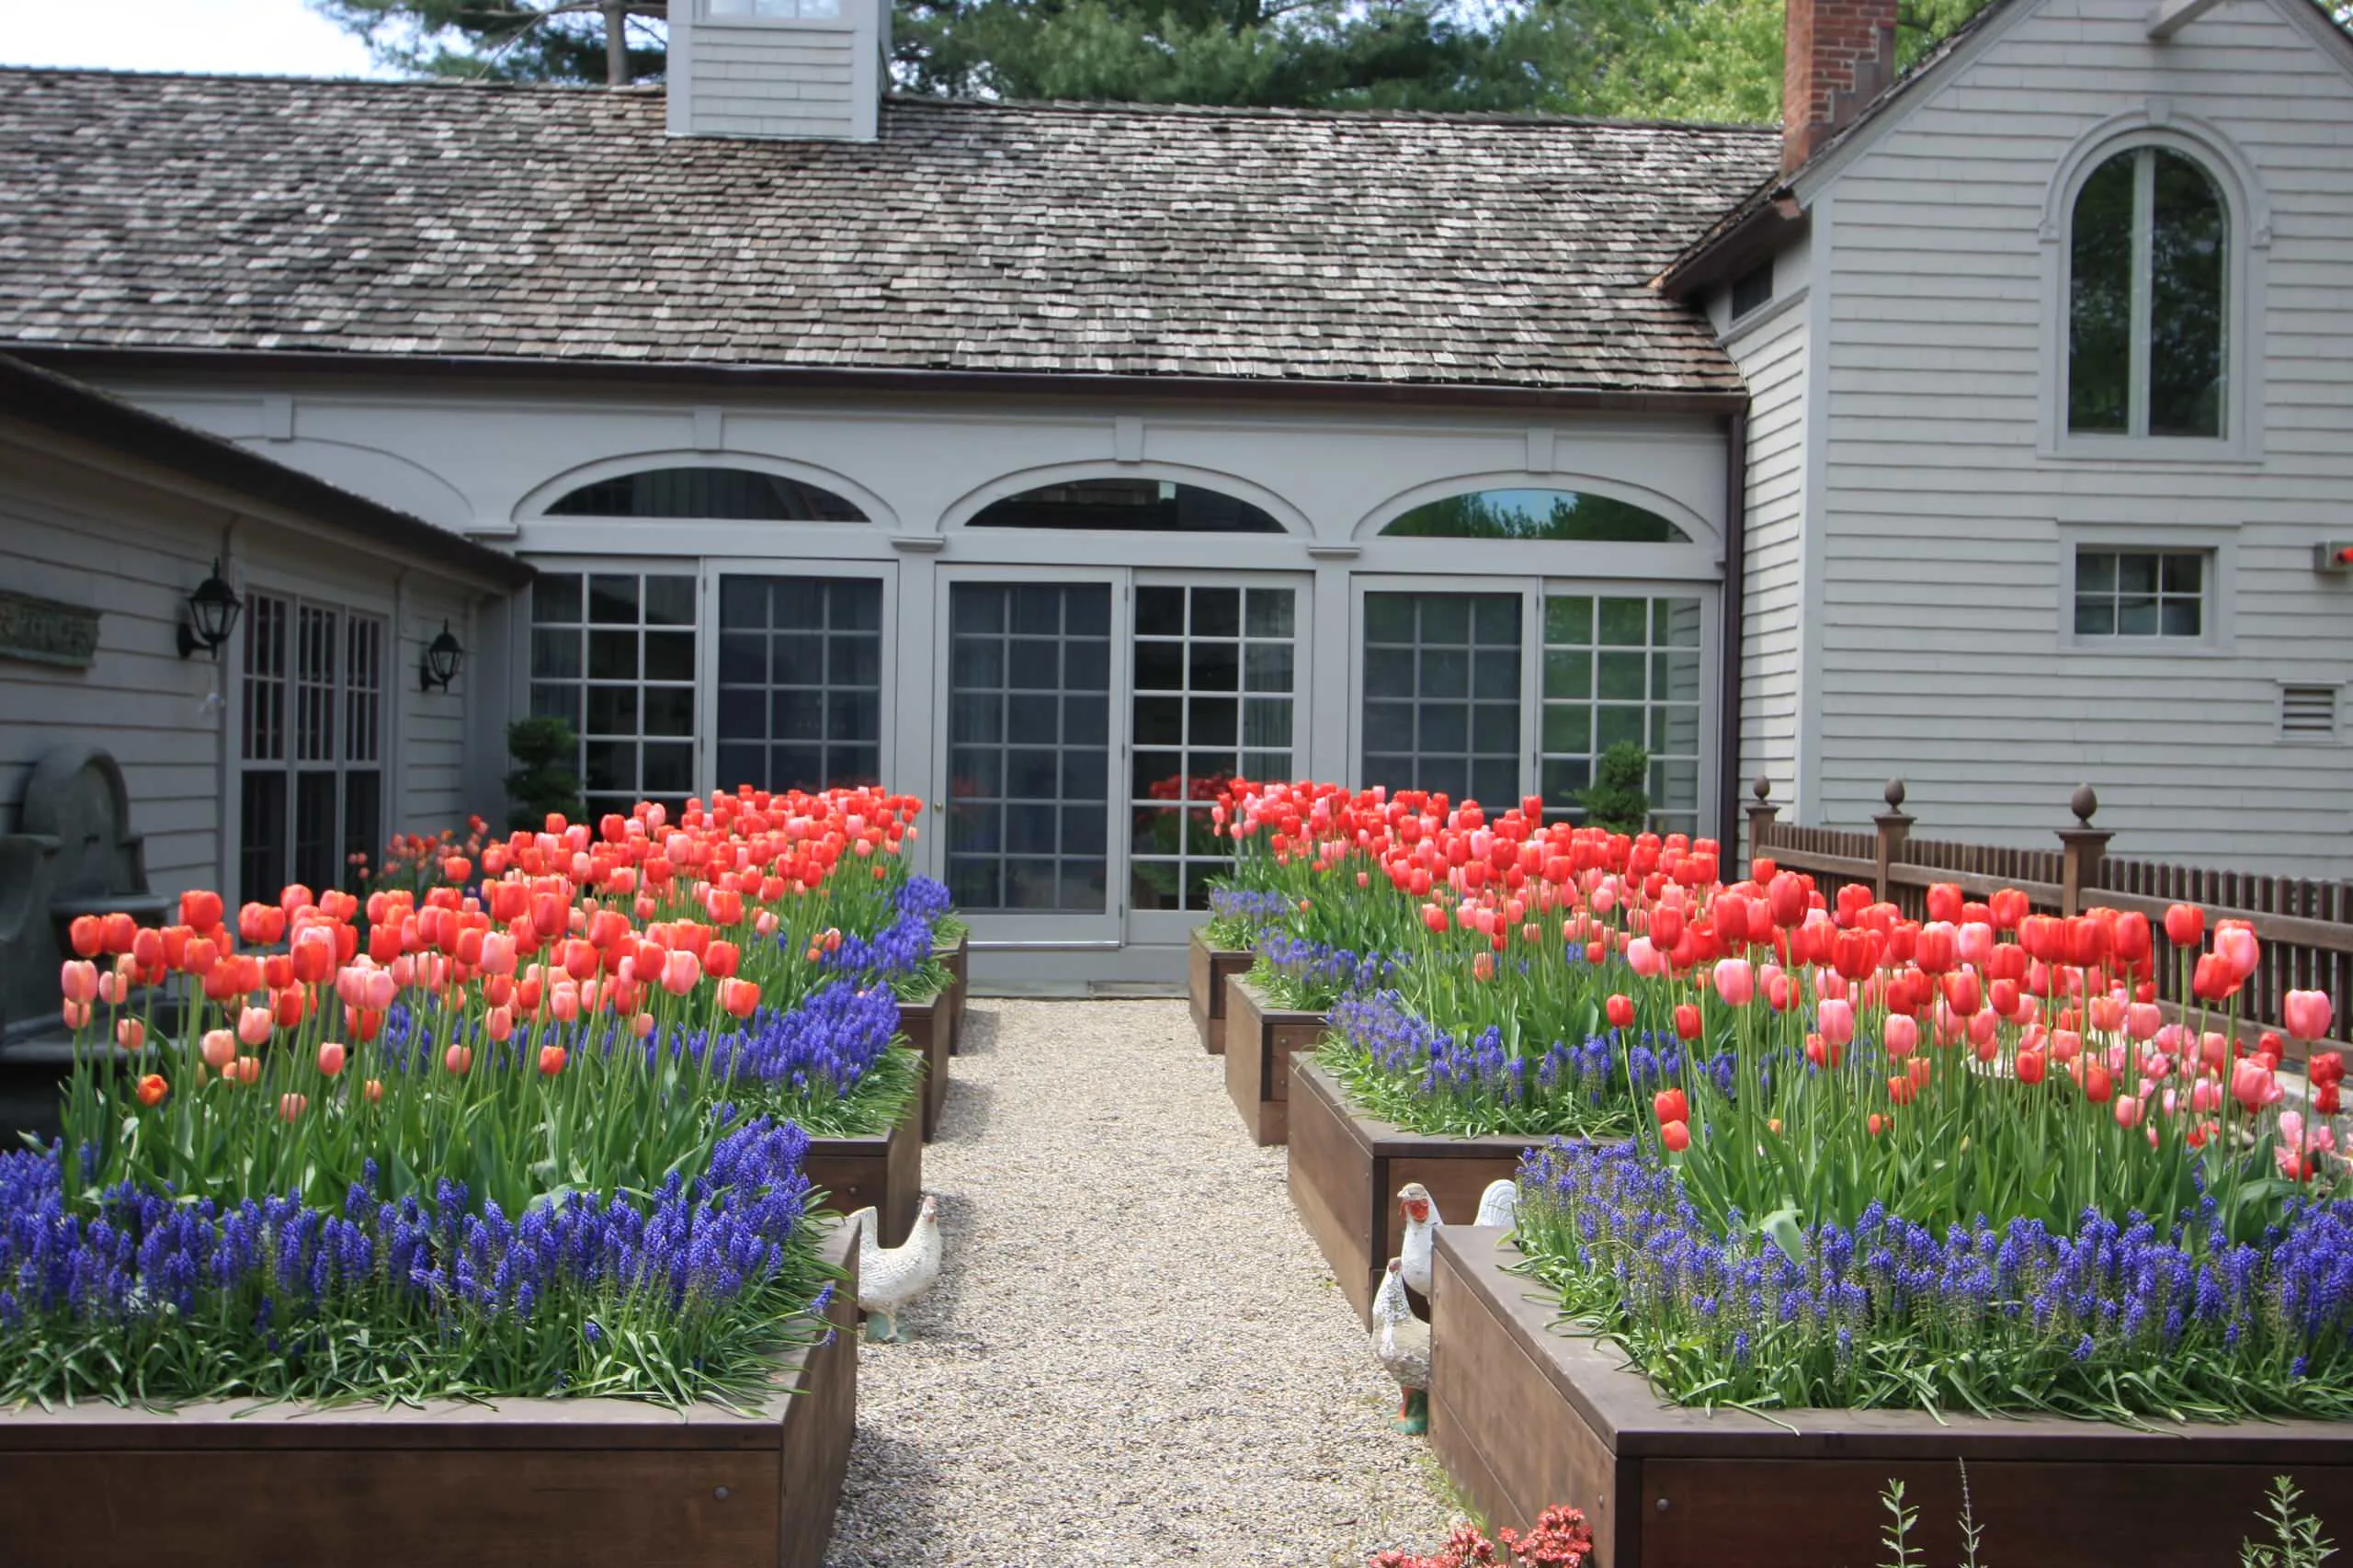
[843,1194,941,1344]
[1397,1181,1442,1301]
[1473,1177,1519,1233]
[1373,1257,1434,1434]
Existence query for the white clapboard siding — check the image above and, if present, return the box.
[399,578,480,839]
[1731,293,1810,853]
[1810,0,2353,878]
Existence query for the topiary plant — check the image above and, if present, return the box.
[506,715,585,831]
[1577,741,1652,835]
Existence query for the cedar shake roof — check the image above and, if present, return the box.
[0,68,1778,397]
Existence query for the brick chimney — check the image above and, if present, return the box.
[1782,0,1901,170]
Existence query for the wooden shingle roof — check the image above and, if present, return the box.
[0,69,1779,396]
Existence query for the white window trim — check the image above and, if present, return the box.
[697,0,859,31]
[2038,107,2269,464]
[2055,526,2238,655]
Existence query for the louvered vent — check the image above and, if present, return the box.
[2282,685,2340,737]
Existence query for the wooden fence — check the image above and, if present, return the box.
[1745,777,2353,1058]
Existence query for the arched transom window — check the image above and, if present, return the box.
[545,467,869,520]
[2068,145,2228,438]
[1382,489,1690,542]
[967,479,1284,533]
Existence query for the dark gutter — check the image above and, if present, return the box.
[1715,404,1749,857]
[7,346,1753,419]
[0,352,533,590]
[1657,197,1807,303]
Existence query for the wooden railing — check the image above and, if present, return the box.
[1745,777,2353,1056]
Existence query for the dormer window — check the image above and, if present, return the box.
[2067,145,2227,438]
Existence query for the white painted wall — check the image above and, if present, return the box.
[1794,0,2353,876]
[666,0,888,142]
[0,418,506,899]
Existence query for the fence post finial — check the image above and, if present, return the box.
[2057,783,2112,918]
[1745,776,1779,878]
[1872,778,1914,903]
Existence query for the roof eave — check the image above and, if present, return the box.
[1654,194,1808,302]
[0,352,535,591]
[8,345,1754,418]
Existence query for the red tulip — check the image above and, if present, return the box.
[1915,923,1958,975]
[2015,1049,2047,1085]
[1659,1119,1690,1153]
[1927,883,1963,925]
[1672,1003,1701,1041]
[539,1044,568,1076]
[2164,903,2205,949]
[68,915,104,958]
[1988,888,2029,931]
[2310,1051,2346,1088]
[1887,1074,1916,1107]
[2081,1061,2113,1103]
[719,977,762,1018]
[1653,1088,1688,1126]
[1605,994,1635,1030]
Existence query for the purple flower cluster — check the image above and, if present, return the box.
[1207,887,1292,928]
[691,981,902,1096]
[1252,931,1400,1005]
[1518,1139,2353,1406]
[1331,990,1723,1112]
[0,1116,814,1336]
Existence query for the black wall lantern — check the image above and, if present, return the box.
[177,559,243,659]
[419,619,465,692]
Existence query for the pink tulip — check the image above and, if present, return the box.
[237,1006,274,1047]
[755,910,779,937]
[1956,922,1995,970]
[2214,923,2260,983]
[2114,1094,2143,1130]
[201,1028,237,1070]
[2191,1078,2222,1114]
[2125,1003,2163,1041]
[1967,1009,1997,1050]
[59,960,98,1005]
[2232,1057,2284,1111]
[550,983,581,1023]
[1816,968,1848,1003]
[98,971,127,1006]
[1712,958,1755,1007]
[484,1006,515,1042]
[2285,990,2334,1043]
[444,1043,472,1075]
[1626,937,1664,979]
[278,1092,308,1123]
[364,967,397,1012]
[115,1018,145,1051]
[632,1010,656,1039]
[660,949,701,997]
[61,999,91,1029]
[316,1041,347,1076]
[1882,1013,1918,1058]
[479,931,518,977]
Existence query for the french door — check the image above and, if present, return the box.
[702,561,895,798]
[932,566,1312,952]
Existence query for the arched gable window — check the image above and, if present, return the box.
[545,467,870,521]
[967,478,1283,533]
[1382,489,1690,543]
[2068,146,2227,438]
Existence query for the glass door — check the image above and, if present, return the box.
[935,569,1125,947]
[706,563,893,797]
[1125,573,1310,947]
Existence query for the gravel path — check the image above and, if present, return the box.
[825,998,1457,1567]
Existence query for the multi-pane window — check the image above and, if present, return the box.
[1540,595,1703,836]
[529,572,698,820]
[2074,550,2205,639]
[945,584,1112,914]
[716,576,884,794]
[1131,584,1298,911]
[1361,592,1522,805]
[2069,145,2227,438]
[239,593,384,906]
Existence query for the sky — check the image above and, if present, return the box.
[2,0,394,77]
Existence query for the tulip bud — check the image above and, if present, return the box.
[316,1041,347,1076]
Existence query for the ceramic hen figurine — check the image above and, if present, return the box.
[844,1195,941,1343]
[1373,1257,1434,1434]
[1397,1181,1442,1299]
[1473,1177,1519,1233]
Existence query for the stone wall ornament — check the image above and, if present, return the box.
[0,589,100,669]
[846,1191,941,1343]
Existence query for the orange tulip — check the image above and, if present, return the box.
[135,1073,168,1108]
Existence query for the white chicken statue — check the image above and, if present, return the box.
[1373,1257,1434,1434]
[843,1194,941,1344]
[1473,1177,1519,1233]
[1397,1181,1443,1301]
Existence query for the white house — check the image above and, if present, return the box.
[0,0,2345,990]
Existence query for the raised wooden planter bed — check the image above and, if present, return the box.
[0,1220,860,1568]
[899,988,950,1142]
[804,1055,923,1246]
[1430,1224,2353,1568]
[934,935,967,1055]
[1290,1057,1540,1327]
[1187,929,1255,1054]
[1222,974,1324,1147]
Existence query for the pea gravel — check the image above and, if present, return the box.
[824,998,1459,1567]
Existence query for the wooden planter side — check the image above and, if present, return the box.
[1289,1059,1539,1327]
[899,990,949,1142]
[1222,975,1324,1146]
[933,937,967,1056]
[0,1223,860,1568]
[804,1058,924,1247]
[1430,1225,2353,1568]
[1187,931,1254,1055]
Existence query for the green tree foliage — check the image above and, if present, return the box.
[312,0,2029,119]
[1578,740,1652,834]
[505,716,585,831]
